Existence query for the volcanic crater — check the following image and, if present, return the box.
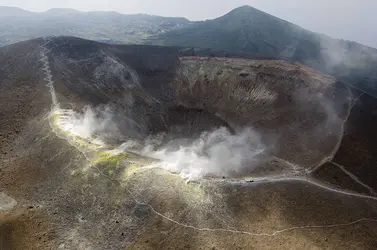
[1,37,377,249]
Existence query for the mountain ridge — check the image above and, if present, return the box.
[0,6,191,46]
[0,6,33,16]
[0,6,190,21]
[146,5,377,97]
[0,5,376,96]
[0,5,375,49]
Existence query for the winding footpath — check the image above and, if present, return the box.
[40,37,58,107]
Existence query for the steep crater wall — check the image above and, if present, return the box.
[174,57,352,167]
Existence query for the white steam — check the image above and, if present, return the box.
[120,127,266,181]
[147,127,265,180]
[56,106,119,144]
[56,105,267,181]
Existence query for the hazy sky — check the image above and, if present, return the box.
[1,0,376,48]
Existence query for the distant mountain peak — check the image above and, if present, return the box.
[215,5,272,22]
[234,5,259,11]
[0,6,28,11]
[216,5,294,28]
[0,6,32,16]
[43,8,81,15]
[227,5,263,14]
